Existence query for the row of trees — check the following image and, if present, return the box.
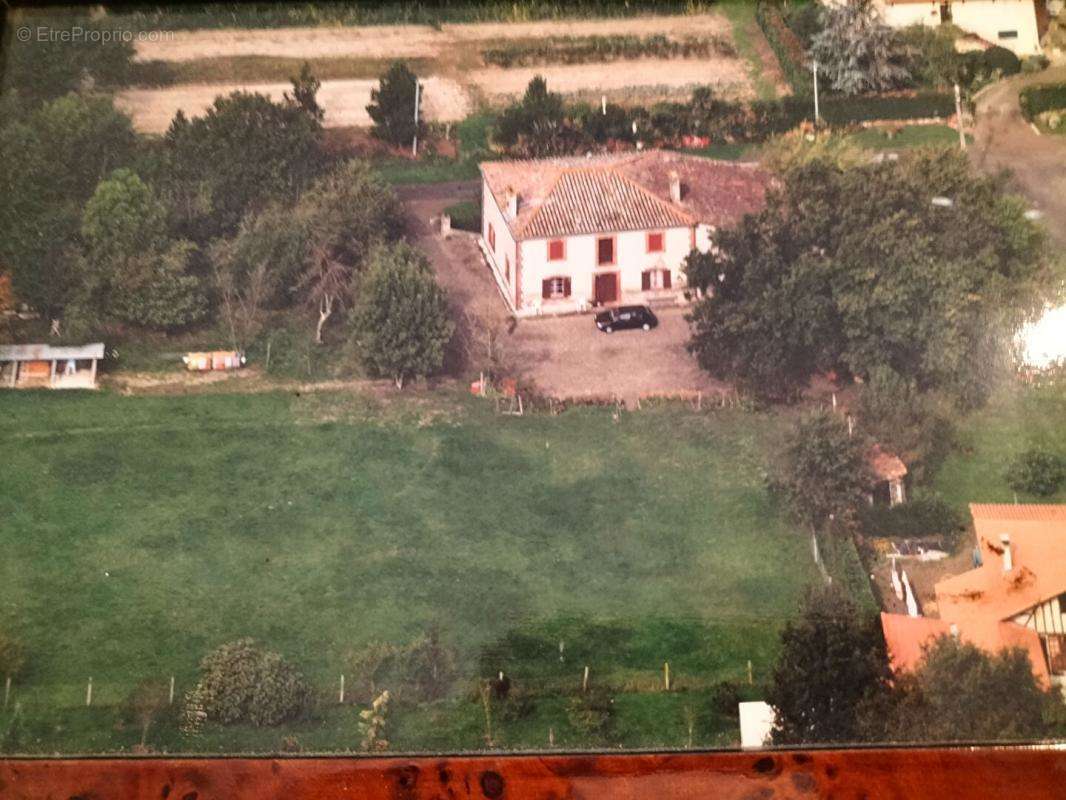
[0,68,454,387]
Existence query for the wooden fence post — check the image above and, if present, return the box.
[582,666,589,693]
[85,677,93,707]
[339,674,345,704]
[664,662,671,692]
[169,675,175,705]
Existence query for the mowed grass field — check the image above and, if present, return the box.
[0,389,816,753]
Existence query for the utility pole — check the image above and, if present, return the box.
[412,80,421,157]
[954,82,966,151]
[812,60,820,127]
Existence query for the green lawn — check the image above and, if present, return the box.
[933,379,1066,508]
[845,124,971,150]
[0,389,816,753]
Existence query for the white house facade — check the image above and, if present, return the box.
[478,151,773,317]
[874,0,1047,56]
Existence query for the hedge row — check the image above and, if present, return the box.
[819,92,955,124]
[482,33,735,68]
[755,0,812,96]
[1019,83,1066,121]
[859,497,966,550]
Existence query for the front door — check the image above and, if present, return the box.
[594,272,618,305]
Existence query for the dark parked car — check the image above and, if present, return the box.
[595,305,658,333]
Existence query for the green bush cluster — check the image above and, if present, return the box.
[482,33,735,68]
[1005,447,1066,496]
[859,498,965,547]
[185,639,312,728]
[1019,83,1066,121]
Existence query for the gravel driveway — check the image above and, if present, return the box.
[400,184,727,403]
[971,66,1066,247]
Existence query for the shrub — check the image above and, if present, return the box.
[1005,448,1066,496]
[859,497,966,546]
[367,61,423,147]
[443,200,481,232]
[185,639,312,727]
[710,680,742,719]
[1019,83,1066,121]
[980,45,1021,77]
[482,34,734,68]
[567,687,615,739]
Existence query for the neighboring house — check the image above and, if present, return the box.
[478,150,773,317]
[881,503,1066,690]
[874,0,1047,56]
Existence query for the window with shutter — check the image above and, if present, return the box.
[597,237,615,266]
[548,239,565,261]
[542,276,570,300]
[647,232,664,253]
[641,271,651,291]
[663,270,672,289]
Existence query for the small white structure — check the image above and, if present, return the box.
[875,0,1046,57]
[478,151,773,317]
[0,343,104,389]
[739,701,777,749]
[1018,304,1066,370]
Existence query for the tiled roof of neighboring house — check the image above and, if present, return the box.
[479,150,773,241]
[880,503,1066,687]
[880,612,1049,685]
[868,444,907,482]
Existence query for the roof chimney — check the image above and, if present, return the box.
[669,170,682,203]
[506,191,518,219]
[1000,533,1012,572]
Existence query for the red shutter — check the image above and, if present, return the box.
[542,279,552,299]
[549,239,564,261]
[663,270,672,289]
[563,277,571,297]
[641,271,651,291]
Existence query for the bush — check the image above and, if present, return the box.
[567,687,615,739]
[980,45,1021,77]
[185,639,312,727]
[1005,448,1066,496]
[859,497,966,546]
[1019,83,1066,121]
[443,200,481,232]
[710,680,742,719]
[482,34,734,67]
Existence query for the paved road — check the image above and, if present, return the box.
[971,66,1066,247]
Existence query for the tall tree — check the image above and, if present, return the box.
[80,169,206,330]
[0,93,136,321]
[493,76,578,158]
[809,0,910,95]
[687,151,1049,405]
[349,242,454,389]
[768,584,890,744]
[366,61,421,148]
[160,91,324,244]
[293,160,404,342]
[285,62,325,123]
[779,411,873,530]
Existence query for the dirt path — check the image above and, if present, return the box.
[116,75,471,133]
[971,66,1066,247]
[121,12,753,132]
[134,15,735,62]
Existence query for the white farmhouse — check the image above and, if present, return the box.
[874,0,1049,56]
[478,151,773,317]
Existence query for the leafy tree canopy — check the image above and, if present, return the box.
[493,76,582,158]
[864,636,1053,742]
[349,242,455,389]
[687,150,1049,404]
[768,584,890,744]
[160,90,324,243]
[0,93,136,317]
[810,0,911,95]
[366,61,421,147]
[778,410,873,530]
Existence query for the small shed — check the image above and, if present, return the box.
[0,343,105,389]
[868,444,907,507]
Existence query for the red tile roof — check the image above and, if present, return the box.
[480,150,773,241]
[880,504,1066,687]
